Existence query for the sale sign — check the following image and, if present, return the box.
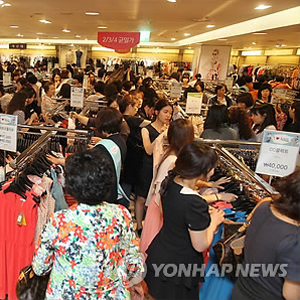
[98,32,140,50]
[256,130,300,177]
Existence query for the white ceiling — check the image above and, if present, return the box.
[0,0,299,49]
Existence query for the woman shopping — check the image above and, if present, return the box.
[32,150,144,299]
[145,142,225,299]
[232,170,300,299]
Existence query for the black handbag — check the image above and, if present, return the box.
[16,265,50,300]
[213,198,271,278]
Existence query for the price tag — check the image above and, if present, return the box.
[3,72,11,86]
[138,66,144,75]
[256,130,300,177]
[83,75,89,90]
[0,114,18,152]
[146,69,153,78]
[170,82,182,98]
[47,62,52,72]
[70,87,84,108]
[185,93,203,114]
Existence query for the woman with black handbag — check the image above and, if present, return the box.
[232,170,300,300]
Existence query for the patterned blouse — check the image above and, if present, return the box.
[32,203,143,299]
[41,95,57,116]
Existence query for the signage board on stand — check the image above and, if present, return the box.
[70,87,84,108]
[146,69,153,78]
[54,63,60,69]
[3,73,11,86]
[138,66,144,75]
[256,130,300,177]
[185,93,203,114]
[0,114,18,152]
[83,75,89,90]
[170,82,182,98]
[47,62,52,73]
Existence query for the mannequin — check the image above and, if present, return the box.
[76,49,83,67]
[66,49,74,66]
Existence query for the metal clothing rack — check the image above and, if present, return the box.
[9,131,53,170]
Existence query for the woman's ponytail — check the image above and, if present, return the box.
[160,169,177,198]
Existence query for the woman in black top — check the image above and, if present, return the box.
[145,142,225,299]
[136,100,173,236]
[208,84,232,107]
[119,95,150,197]
[232,170,300,300]
[283,101,300,133]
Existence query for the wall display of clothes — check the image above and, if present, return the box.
[0,54,59,68]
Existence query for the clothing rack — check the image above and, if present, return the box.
[215,145,275,196]
[9,131,53,170]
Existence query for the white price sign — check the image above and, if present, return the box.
[83,75,89,90]
[186,93,203,114]
[138,66,144,75]
[170,82,182,98]
[3,72,11,86]
[146,69,153,78]
[256,130,300,177]
[47,62,52,72]
[70,87,84,108]
[0,114,18,152]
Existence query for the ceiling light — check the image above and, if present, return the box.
[253,32,267,35]
[218,39,227,41]
[10,25,19,28]
[39,19,51,24]
[255,4,272,10]
[70,44,74,47]
[171,38,176,41]
[206,25,215,28]
[184,33,190,36]
[17,34,23,37]
[282,44,287,47]
[2,3,11,7]
[36,32,44,35]
[53,36,59,38]
[188,47,192,49]
[75,35,81,38]
[0,1,4,4]
[252,42,256,45]
[167,0,176,2]
[276,44,280,47]
[62,29,70,33]
[98,26,107,29]
[85,12,99,15]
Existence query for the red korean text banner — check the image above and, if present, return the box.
[98,32,140,50]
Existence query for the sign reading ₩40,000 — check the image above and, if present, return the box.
[98,32,140,50]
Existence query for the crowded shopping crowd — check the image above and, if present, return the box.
[0,60,299,300]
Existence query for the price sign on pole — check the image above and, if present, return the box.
[186,93,203,114]
[170,82,182,98]
[256,130,300,177]
[83,75,89,90]
[146,69,153,78]
[70,87,84,108]
[3,72,11,86]
[0,114,18,152]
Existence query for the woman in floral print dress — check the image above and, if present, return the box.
[32,150,144,299]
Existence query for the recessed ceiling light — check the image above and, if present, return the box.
[206,24,215,28]
[70,44,74,47]
[98,26,107,29]
[36,32,44,35]
[2,3,11,7]
[39,19,51,24]
[167,0,176,2]
[75,35,81,38]
[0,1,4,4]
[188,47,192,49]
[53,36,59,38]
[17,33,23,37]
[252,42,256,45]
[255,4,272,10]
[282,44,287,47]
[36,38,40,40]
[171,38,176,41]
[62,29,70,33]
[253,32,267,35]
[10,25,19,28]
[184,33,190,36]
[218,38,227,41]
[85,12,99,15]
[276,44,280,48]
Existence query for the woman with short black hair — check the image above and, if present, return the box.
[232,169,300,300]
[32,150,144,299]
[208,83,232,107]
